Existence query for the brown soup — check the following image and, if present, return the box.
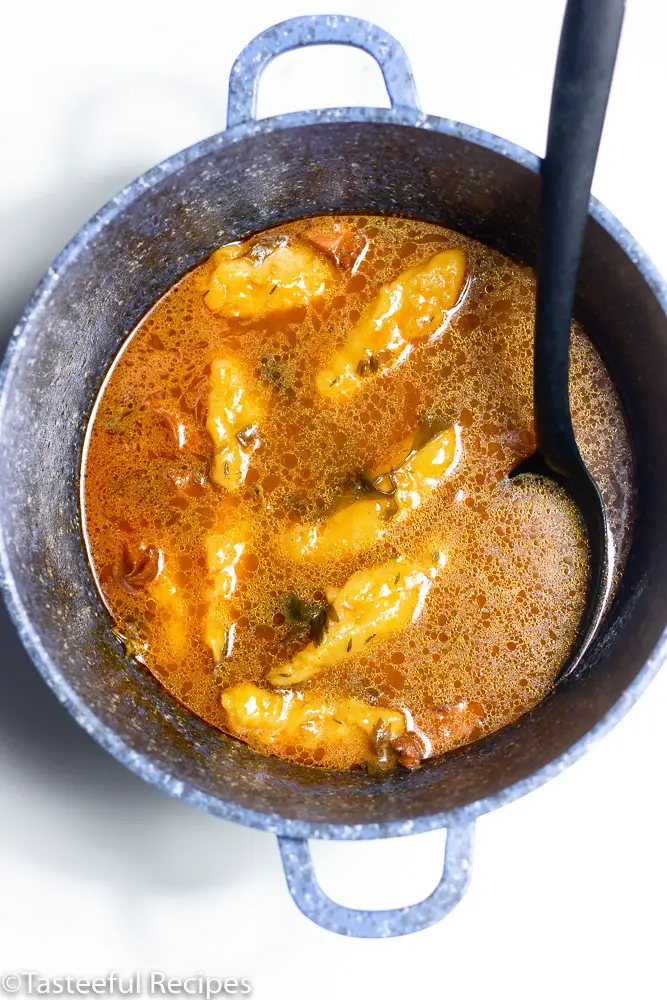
[81,215,633,773]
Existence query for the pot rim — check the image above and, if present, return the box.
[1,105,666,840]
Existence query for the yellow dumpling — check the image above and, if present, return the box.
[317,248,466,399]
[151,564,188,660]
[282,426,461,561]
[207,359,264,489]
[394,425,462,509]
[267,558,441,687]
[282,494,395,562]
[221,683,405,752]
[203,528,248,661]
[203,236,335,319]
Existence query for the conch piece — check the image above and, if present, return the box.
[316,248,467,400]
[202,527,248,662]
[207,359,264,490]
[114,539,160,595]
[267,557,444,687]
[303,219,368,270]
[282,425,462,562]
[203,234,335,319]
[141,394,209,457]
[221,682,406,755]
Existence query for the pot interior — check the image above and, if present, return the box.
[2,118,666,830]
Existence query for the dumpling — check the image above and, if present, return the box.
[203,234,335,319]
[267,558,442,687]
[282,425,461,561]
[206,359,264,490]
[202,527,248,662]
[221,683,405,751]
[317,248,466,400]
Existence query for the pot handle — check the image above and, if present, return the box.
[277,822,475,938]
[226,14,420,129]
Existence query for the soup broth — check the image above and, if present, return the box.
[82,215,633,773]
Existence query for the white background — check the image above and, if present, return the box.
[1,0,666,996]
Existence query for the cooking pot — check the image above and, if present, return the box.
[1,14,666,939]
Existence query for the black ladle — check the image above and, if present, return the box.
[510,0,625,680]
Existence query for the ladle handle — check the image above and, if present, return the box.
[226,14,420,129]
[534,0,625,477]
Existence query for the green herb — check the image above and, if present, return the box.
[202,289,210,299]
[410,409,450,455]
[356,352,380,377]
[279,593,336,648]
[283,492,310,515]
[120,634,142,659]
[365,719,399,777]
[356,473,394,500]
[324,410,449,529]
[259,354,291,392]
[112,624,148,665]
[329,471,399,521]
[268,284,278,296]
[346,638,352,653]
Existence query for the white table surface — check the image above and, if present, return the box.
[1,1,665,996]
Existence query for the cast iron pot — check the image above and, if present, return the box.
[1,15,666,939]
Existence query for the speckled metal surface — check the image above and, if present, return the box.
[226,14,419,129]
[278,823,475,937]
[1,14,667,938]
